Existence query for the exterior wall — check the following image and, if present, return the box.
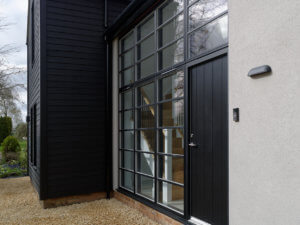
[229,1,300,224]
[28,0,41,195]
[43,0,131,199]
[45,0,107,198]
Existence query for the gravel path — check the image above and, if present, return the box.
[0,177,158,225]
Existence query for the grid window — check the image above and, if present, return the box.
[188,0,228,58]
[118,0,228,215]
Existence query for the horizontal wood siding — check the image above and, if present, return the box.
[107,0,131,26]
[45,0,124,199]
[28,0,41,194]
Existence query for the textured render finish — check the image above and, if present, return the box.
[229,1,300,225]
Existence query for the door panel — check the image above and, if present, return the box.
[189,54,228,225]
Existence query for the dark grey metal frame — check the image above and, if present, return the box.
[117,0,229,221]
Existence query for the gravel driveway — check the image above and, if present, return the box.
[0,177,158,225]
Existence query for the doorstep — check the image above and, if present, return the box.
[114,191,182,225]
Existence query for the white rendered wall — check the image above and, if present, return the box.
[229,1,300,224]
[112,38,119,190]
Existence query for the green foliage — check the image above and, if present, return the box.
[14,122,27,140]
[0,165,26,178]
[0,117,12,144]
[0,136,21,162]
[19,145,27,169]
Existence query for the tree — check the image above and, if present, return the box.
[0,116,12,144]
[14,122,27,140]
[0,11,26,124]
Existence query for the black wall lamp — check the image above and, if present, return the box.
[248,65,272,77]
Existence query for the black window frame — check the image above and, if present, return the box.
[30,104,37,168]
[117,0,229,219]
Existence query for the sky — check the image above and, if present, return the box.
[0,0,28,121]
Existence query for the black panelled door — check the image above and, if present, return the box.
[189,54,228,225]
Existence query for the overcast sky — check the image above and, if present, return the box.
[0,0,28,121]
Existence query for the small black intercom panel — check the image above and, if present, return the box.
[233,108,239,122]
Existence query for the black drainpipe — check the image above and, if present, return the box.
[104,0,112,199]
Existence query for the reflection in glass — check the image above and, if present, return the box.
[121,131,134,150]
[189,14,228,58]
[159,100,184,127]
[159,71,184,100]
[137,106,155,128]
[138,35,155,60]
[158,181,184,212]
[158,0,184,25]
[136,152,155,176]
[120,170,134,191]
[121,150,134,170]
[159,38,184,70]
[136,175,155,200]
[138,15,154,40]
[137,130,156,152]
[121,67,134,87]
[122,90,133,110]
[158,14,184,48]
[158,155,184,184]
[121,32,134,52]
[137,82,154,106]
[121,49,134,68]
[121,110,134,129]
[189,0,228,30]
[137,55,156,79]
[159,129,184,155]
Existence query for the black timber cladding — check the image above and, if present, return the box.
[44,0,130,199]
[27,0,41,196]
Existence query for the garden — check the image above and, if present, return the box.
[0,117,27,178]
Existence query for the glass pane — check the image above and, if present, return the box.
[121,110,134,129]
[136,152,155,176]
[158,155,184,184]
[189,14,228,58]
[120,90,132,110]
[159,128,184,155]
[138,15,155,40]
[158,0,184,25]
[137,82,154,106]
[121,49,134,69]
[188,0,197,5]
[136,175,155,200]
[137,106,156,128]
[136,130,156,153]
[158,14,184,48]
[122,67,134,86]
[159,70,184,101]
[138,35,155,60]
[120,150,134,170]
[137,55,156,79]
[158,181,184,212]
[120,170,134,191]
[120,131,134,149]
[159,100,184,127]
[121,32,134,52]
[189,0,228,30]
[159,38,184,70]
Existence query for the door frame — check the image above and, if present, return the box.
[184,47,229,222]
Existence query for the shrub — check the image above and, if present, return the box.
[0,136,21,162]
[0,117,12,144]
[19,147,28,169]
[15,123,27,140]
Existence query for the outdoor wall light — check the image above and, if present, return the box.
[248,65,272,77]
